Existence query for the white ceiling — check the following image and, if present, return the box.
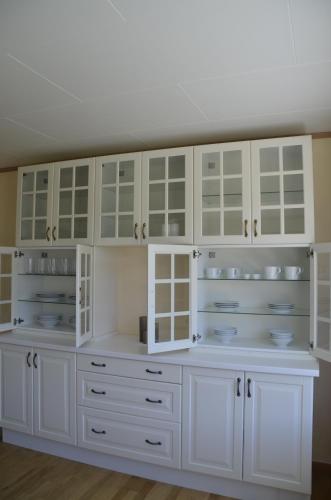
[0,0,331,169]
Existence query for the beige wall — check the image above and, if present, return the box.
[0,171,17,246]
[312,137,331,463]
[0,137,330,461]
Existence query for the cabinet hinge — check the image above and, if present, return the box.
[193,334,202,343]
[309,341,314,349]
[193,250,202,259]
[306,248,314,258]
[14,317,24,326]
[14,250,24,258]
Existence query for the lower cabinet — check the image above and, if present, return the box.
[0,344,76,445]
[182,366,313,494]
[182,366,244,480]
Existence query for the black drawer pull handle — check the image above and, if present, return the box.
[145,369,162,375]
[145,439,162,446]
[91,362,106,367]
[236,377,241,397]
[91,389,106,395]
[91,428,106,435]
[146,398,162,404]
[247,378,252,398]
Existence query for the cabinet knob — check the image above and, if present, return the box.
[91,428,106,435]
[145,439,162,446]
[26,352,31,368]
[253,219,258,238]
[145,368,162,375]
[247,378,252,398]
[145,398,162,404]
[52,226,57,241]
[236,377,241,397]
[91,361,106,368]
[244,220,248,238]
[91,389,106,395]
[142,223,147,240]
[46,226,51,242]
[134,223,138,240]
[33,353,38,369]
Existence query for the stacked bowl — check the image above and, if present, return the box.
[269,329,293,347]
[214,326,237,344]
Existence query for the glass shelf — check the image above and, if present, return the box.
[18,273,76,277]
[18,299,76,305]
[200,335,309,352]
[198,306,310,317]
[198,278,310,282]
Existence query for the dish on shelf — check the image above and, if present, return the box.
[68,315,76,329]
[214,301,239,309]
[67,294,76,304]
[268,303,294,312]
[37,313,62,328]
[35,292,65,302]
[213,326,237,344]
[269,329,294,347]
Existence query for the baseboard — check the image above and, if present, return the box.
[3,429,310,500]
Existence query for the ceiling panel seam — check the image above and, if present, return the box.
[106,0,127,23]
[176,83,209,121]
[6,53,83,103]
[4,117,59,142]
[287,0,298,65]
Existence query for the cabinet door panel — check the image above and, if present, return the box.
[16,165,53,247]
[95,153,141,245]
[194,142,251,244]
[33,349,76,444]
[52,159,95,245]
[0,345,33,433]
[142,148,193,244]
[182,367,244,480]
[251,136,314,244]
[243,372,313,494]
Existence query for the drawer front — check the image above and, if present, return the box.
[77,406,181,469]
[77,354,182,384]
[77,371,181,421]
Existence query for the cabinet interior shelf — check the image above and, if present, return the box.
[198,278,310,282]
[202,190,303,197]
[18,299,76,305]
[198,306,310,317]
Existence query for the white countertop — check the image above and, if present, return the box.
[0,330,319,377]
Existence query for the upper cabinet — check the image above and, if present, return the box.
[94,153,141,245]
[16,159,95,247]
[194,142,251,245]
[142,147,194,244]
[16,164,54,246]
[251,136,314,244]
[194,136,314,245]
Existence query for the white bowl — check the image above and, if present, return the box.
[270,337,293,347]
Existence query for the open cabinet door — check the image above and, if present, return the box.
[76,245,93,347]
[0,248,16,332]
[148,244,197,354]
[311,243,331,363]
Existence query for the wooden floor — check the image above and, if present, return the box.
[0,442,330,500]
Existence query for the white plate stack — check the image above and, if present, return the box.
[269,329,294,347]
[35,292,65,302]
[214,326,238,344]
[268,303,294,313]
[214,301,239,309]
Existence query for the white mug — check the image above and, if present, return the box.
[205,267,221,279]
[264,266,281,280]
[226,267,240,279]
[285,266,303,280]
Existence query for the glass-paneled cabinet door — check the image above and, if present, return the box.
[251,136,314,244]
[312,243,331,363]
[76,245,93,347]
[194,142,251,244]
[16,165,53,246]
[94,153,141,245]
[52,159,95,245]
[142,148,193,244]
[0,248,15,332]
[147,244,197,354]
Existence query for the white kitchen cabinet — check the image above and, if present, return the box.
[16,159,95,247]
[182,366,244,480]
[251,136,314,245]
[0,344,33,434]
[194,136,314,245]
[0,344,76,445]
[33,349,76,444]
[194,142,251,245]
[0,245,93,347]
[94,153,141,245]
[243,372,313,494]
[142,147,193,244]
[16,164,54,247]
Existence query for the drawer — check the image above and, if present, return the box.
[77,371,181,422]
[77,406,181,469]
[77,354,182,384]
